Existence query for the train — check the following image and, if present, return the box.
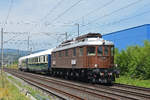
[18,33,120,84]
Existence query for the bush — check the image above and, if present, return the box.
[115,40,150,79]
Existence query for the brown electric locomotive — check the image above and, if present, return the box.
[50,33,119,84]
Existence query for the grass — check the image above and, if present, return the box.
[0,73,28,100]
[7,63,18,69]
[116,76,150,88]
[6,63,54,100]
[7,74,53,100]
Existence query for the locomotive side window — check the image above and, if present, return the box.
[97,46,103,56]
[87,46,96,56]
[111,47,114,56]
[59,51,61,57]
[104,46,109,56]
[62,51,64,57]
[79,47,83,56]
[65,49,68,56]
[73,48,76,56]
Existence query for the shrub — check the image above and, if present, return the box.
[115,40,150,79]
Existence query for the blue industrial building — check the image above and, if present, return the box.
[103,24,150,50]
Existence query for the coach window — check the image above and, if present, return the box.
[79,47,83,56]
[87,46,96,56]
[46,56,48,62]
[97,46,103,56]
[104,46,109,56]
[73,48,76,56]
[36,57,38,63]
[38,57,40,62]
[43,56,45,62]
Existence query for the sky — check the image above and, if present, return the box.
[0,0,150,51]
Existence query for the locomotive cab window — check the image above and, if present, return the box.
[104,46,109,56]
[97,46,103,56]
[87,46,96,56]
[111,46,114,56]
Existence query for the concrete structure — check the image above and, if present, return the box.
[103,24,150,50]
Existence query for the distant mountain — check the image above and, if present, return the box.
[32,49,46,53]
[0,49,28,56]
[0,49,28,64]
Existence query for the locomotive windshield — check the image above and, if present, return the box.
[104,46,109,56]
[87,46,96,56]
[111,46,114,56]
[97,45,114,56]
[97,46,103,56]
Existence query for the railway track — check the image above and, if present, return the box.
[5,68,150,100]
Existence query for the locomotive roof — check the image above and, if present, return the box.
[52,37,114,52]
[76,33,102,40]
[19,49,53,61]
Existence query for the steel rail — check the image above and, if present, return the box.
[5,68,144,100]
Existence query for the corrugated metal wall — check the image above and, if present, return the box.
[103,24,150,50]
[147,25,150,41]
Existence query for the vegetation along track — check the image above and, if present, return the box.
[5,68,150,100]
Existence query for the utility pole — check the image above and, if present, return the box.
[65,32,67,41]
[17,49,19,58]
[75,23,80,37]
[27,35,30,55]
[77,23,79,37]
[30,48,32,54]
[1,28,4,88]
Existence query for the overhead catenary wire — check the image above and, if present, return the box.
[99,6,150,28]
[82,0,141,27]
[40,0,64,22]
[80,0,150,33]
[72,0,115,24]
[3,0,13,27]
[46,0,84,26]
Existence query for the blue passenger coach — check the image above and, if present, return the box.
[18,49,53,72]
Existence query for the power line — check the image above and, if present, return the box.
[101,7,150,28]
[40,0,64,22]
[82,0,141,27]
[47,0,84,26]
[72,0,115,24]
[3,0,13,27]
[24,0,65,41]
[83,2,150,32]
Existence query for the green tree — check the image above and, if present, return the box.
[115,40,150,79]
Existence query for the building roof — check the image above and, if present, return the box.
[103,24,150,36]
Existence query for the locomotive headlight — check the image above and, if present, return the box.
[94,64,98,68]
[108,73,112,75]
[100,72,104,76]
